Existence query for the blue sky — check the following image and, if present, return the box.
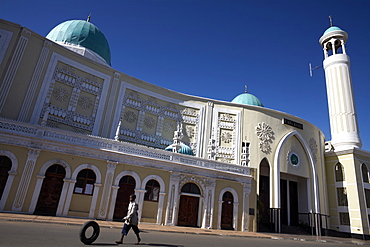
[2,0,370,151]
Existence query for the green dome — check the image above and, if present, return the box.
[165,143,194,156]
[46,20,111,65]
[231,93,264,107]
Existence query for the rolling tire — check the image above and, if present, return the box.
[79,220,100,245]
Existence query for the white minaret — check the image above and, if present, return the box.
[319,21,362,151]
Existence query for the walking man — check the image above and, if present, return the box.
[116,194,141,245]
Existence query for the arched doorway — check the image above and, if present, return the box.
[221,191,234,230]
[34,164,66,216]
[0,156,12,200]
[178,183,200,227]
[113,176,136,221]
[258,158,270,232]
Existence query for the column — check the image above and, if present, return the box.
[11,149,40,212]
[89,183,102,218]
[97,161,117,219]
[28,174,45,213]
[157,192,166,224]
[201,179,216,229]
[233,202,239,231]
[56,177,73,216]
[203,101,214,157]
[217,199,223,230]
[107,185,120,220]
[62,179,77,216]
[165,172,180,226]
[241,183,251,232]
[135,188,146,222]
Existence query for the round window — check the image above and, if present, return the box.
[290,154,299,166]
[288,152,300,167]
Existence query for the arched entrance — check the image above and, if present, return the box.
[258,158,270,232]
[0,156,12,200]
[34,164,66,216]
[113,176,136,221]
[178,183,200,227]
[221,191,234,230]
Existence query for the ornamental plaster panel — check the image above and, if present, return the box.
[118,87,204,154]
[30,53,111,136]
[255,122,274,154]
[210,107,241,164]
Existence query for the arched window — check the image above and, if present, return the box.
[74,169,96,195]
[362,164,369,183]
[144,179,160,202]
[181,183,200,194]
[335,163,345,182]
[0,156,12,199]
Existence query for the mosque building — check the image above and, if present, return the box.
[0,17,369,238]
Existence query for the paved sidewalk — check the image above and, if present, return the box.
[0,212,368,245]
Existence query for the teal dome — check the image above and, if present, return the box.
[231,93,264,107]
[323,26,342,35]
[165,143,194,156]
[46,20,111,65]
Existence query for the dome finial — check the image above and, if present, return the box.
[87,13,92,22]
[329,15,333,27]
[244,85,248,93]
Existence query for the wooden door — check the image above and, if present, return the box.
[221,192,234,230]
[113,176,136,221]
[177,195,199,227]
[34,164,65,216]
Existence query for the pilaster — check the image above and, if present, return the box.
[241,183,251,231]
[0,28,31,113]
[11,149,40,211]
[97,161,117,219]
[18,40,52,122]
[165,172,181,226]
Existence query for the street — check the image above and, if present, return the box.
[0,221,362,247]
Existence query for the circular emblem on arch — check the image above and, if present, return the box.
[288,151,300,167]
